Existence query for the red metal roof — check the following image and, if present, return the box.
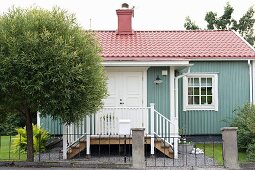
[95,30,255,61]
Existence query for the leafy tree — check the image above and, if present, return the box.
[0,113,26,135]
[184,2,255,47]
[184,17,200,30]
[0,7,107,161]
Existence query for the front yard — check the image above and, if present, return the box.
[196,143,251,165]
[0,136,26,161]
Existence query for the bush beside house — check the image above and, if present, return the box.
[231,104,255,161]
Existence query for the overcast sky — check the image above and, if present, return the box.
[0,0,255,30]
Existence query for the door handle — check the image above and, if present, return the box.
[120,99,124,104]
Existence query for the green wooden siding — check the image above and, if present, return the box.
[40,115,62,134]
[41,62,249,136]
[147,67,170,119]
[179,61,250,135]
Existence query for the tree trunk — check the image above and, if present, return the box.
[25,111,34,162]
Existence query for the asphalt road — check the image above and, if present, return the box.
[0,167,227,170]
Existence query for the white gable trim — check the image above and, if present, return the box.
[232,30,255,52]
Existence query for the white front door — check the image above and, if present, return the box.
[105,72,143,107]
[100,71,147,133]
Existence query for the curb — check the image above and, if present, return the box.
[0,161,132,169]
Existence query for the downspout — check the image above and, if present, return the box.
[248,60,253,103]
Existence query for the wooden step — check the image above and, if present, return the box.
[67,141,86,159]
[154,140,174,158]
[67,136,173,159]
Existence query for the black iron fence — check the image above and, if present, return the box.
[0,133,224,168]
[0,134,62,161]
[145,135,224,167]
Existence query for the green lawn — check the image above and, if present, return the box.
[196,143,223,165]
[0,136,26,161]
[196,143,251,165]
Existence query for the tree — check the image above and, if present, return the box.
[184,17,200,30]
[184,2,255,47]
[0,7,107,161]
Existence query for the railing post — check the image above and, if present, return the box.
[150,103,155,155]
[173,136,178,159]
[173,117,179,159]
[63,124,67,159]
[86,115,91,156]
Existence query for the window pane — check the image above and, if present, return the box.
[188,87,193,95]
[194,78,199,86]
[194,96,199,104]
[188,96,193,104]
[207,96,212,104]
[201,96,206,104]
[207,87,212,95]
[201,87,206,95]
[188,78,193,86]
[201,78,207,86]
[194,87,199,95]
[207,78,212,86]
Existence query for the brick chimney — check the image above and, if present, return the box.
[116,3,134,34]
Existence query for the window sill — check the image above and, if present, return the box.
[184,105,218,111]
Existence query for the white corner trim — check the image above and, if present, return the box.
[183,73,219,111]
[169,67,175,119]
[253,61,255,104]
[37,112,41,128]
[183,76,188,112]
[214,74,219,111]
[142,69,148,108]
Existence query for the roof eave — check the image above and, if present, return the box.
[102,60,192,67]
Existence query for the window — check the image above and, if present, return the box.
[183,74,218,111]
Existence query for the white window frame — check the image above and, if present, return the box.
[183,73,218,111]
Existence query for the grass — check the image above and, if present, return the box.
[196,143,223,165]
[0,136,26,161]
[196,143,251,165]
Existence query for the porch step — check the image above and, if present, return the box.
[155,139,174,158]
[67,141,86,159]
[67,136,173,159]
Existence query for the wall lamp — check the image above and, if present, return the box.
[153,75,162,84]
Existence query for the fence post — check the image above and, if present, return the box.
[150,103,155,155]
[221,127,240,169]
[132,128,145,169]
[63,124,67,159]
[86,115,91,156]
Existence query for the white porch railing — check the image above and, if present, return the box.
[63,103,178,159]
[150,103,179,158]
[93,107,149,135]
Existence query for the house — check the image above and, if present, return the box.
[38,3,255,159]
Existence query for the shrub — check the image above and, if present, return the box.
[231,104,255,157]
[12,124,50,153]
[247,143,255,161]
